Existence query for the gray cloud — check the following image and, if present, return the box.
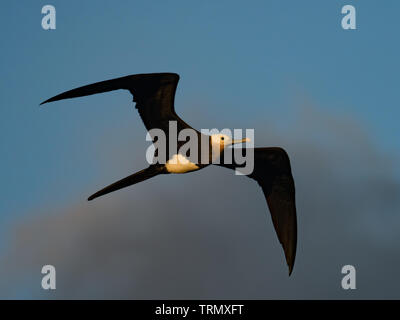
[1,104,399,299]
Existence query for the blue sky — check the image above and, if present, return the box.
[0,1,399,298]
[2,1,399,221]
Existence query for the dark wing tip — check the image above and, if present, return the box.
[288,263,294,276]
[40,93,70,105]
[88,188,104,201]
[285,241,296,276]
[40,98,52,106]
[87,193,97,201]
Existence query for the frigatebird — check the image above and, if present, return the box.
[41,73,297,275]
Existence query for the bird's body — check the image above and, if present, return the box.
[41,72,298,275]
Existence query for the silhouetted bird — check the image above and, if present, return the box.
[41,73,297,275]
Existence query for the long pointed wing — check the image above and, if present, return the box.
[216,147,297,275]
[40,73,195,134]
[88,165,164,201]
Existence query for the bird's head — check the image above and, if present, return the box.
[210,134,250,152]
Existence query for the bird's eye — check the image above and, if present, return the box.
[221,137,224,140]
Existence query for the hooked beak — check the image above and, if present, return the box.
[231,137,251,145]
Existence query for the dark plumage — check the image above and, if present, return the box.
[41,73,297,275]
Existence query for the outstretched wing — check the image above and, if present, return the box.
[88,165,164,201]
[40,73,195,135]
[216,147,297,275]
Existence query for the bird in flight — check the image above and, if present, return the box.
[41,73,297,275]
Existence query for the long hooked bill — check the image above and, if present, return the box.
[232,137,251,144]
